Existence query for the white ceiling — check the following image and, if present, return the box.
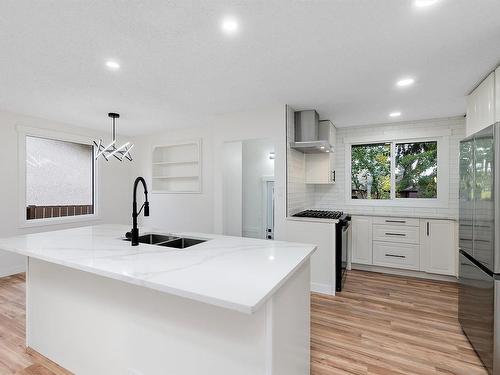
[1,0,499,135]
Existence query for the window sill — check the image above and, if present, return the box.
[18,214,102,229]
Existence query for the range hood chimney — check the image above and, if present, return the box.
[291,110,334,153]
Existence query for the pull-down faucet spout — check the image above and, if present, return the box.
[126,177,149,246]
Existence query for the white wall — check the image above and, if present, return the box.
[132,106,287,238]
[0,110,131,276]
[223,141,243,236]
[242,139,275,239]
[131,126,215,233]
[313,116,465,219]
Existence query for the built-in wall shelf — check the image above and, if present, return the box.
[151,140,201,193]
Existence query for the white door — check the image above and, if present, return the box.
[351,216,373,265]
[420,219,456,276]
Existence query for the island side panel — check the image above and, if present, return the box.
[266,260,310,375]
[27,258,269,375]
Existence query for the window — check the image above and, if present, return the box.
[350,140,438,202]
[25,135,95,220]
[351,143,391,199]
[395,141,437,199]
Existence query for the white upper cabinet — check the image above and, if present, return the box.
[466,72,496,136]
[305,153,335,184]
[324,120,337,151]
[496,66,500,123]
[305,121,336,184]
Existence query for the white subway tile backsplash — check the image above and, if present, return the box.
[288,116,465,219]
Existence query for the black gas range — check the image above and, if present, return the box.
[292,209,344,220]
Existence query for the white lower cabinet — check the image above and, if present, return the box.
[372,241,420,270]
[351,216,372,265]
[351,216,457,277]
[420,219,456,276]
[372,224,419,244]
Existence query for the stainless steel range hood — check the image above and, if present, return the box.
[290,110,333,153]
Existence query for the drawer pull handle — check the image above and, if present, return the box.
[385,254,406,258]
[386,220,406,223]
[385,232,406,236]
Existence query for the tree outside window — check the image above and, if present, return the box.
[351,140,438,200]
[395,141,437,199]
[351,143,390,199]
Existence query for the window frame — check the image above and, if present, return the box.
[345,136,449,208]
[17,125,100,228]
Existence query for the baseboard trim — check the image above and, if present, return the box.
[352,264,458,282]
[26,347,72,374]
[311,282,335,296]
[0,264,25,278]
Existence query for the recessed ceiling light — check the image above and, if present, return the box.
[221,17,239,35]
[390,112,402,118]
[396,78,415,87]
[414,0,438,8]
[105,60,120,70]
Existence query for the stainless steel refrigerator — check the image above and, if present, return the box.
[459,123,500,374]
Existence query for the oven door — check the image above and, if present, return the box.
[336,216,351,292]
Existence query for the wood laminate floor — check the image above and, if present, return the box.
[0,274,70,375]
[0,271,488,375]
[311,270,488,375]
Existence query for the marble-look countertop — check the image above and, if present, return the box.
[0,224,316,314]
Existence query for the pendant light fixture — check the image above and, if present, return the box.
[94,113,133,161]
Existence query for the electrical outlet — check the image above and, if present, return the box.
[126,368,144,375]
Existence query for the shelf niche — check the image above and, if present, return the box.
[151,140,201,193]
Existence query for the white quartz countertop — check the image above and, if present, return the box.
[0,225,316,314]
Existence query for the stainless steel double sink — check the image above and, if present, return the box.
[125,233,207,249]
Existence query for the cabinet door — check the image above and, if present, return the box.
[351,216,373,265]
[305,153,335,184]
[329,152,336,183]
[420,219,456,276]
[329,122,337,150]
[466,72,495,136]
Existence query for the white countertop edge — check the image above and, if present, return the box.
[1,228,317,315]
[287,217,339,224]
[17,245,255,315]
[247,244,317,313]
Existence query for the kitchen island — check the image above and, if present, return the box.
[0,224,315,375]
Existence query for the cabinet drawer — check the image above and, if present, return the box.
[373,241,420,270]
[373,224,419,244]
[372,217,419,226]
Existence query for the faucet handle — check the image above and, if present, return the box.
[125,231,132,239]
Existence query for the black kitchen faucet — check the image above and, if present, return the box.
[126,177,150,246]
